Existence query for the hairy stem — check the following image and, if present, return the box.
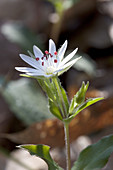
[64,122,71,170]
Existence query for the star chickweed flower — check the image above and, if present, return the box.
[15,39,81,78]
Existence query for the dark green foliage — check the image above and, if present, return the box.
[72,135,113,170]
[2,78,53,125]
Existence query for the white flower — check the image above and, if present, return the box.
[15,39,81,78]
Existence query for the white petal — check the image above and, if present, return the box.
[62,56,81,69]
[19,54,43,70]
[49,39,56,55]
[60,48,78,66]
[58,57,81,76]
[27,50,35,58]
[33,45,44,58]
[53,68,63,74]
[57,40,67,61]
[26,72,46,77]
[15,67,40,73]
[27,72,57,78]
[44,74,56,78]
[26,72,44,76]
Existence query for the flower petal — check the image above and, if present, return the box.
[16,39,81,78]
[57,40,67,61]
[26,72,49,77]
[33,45,44,58]
[59,48,78,66]
[15,67,42,73]
[49,39,56,56]
[62,56,81,70]
[27,50,35,59]
[58,57,81,76]
[19,54,43,70]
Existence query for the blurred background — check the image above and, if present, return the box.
[0,0,113,169]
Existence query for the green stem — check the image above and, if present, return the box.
[64,122,71,170]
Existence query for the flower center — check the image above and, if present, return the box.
[36,50,58,67]
[46,66,55,74]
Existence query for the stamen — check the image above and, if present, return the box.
[42,62,44,66]
[54,59,57,63]
[50,54,53,57]
[41,56,44,60]
[36,57,39,61]
[54,51,57,55]
[45,50,49,54]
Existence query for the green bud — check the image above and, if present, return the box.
[75,81,89,104]
[69,81,89,114]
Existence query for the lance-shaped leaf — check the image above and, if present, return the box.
[69,81,89,114]
[75,81,89,104]
[61,86,69,114]
[52,77,69,118]
[38,79,56,102]
[64,97,104,123]
[72,135,113,170]
[19,144,63,170]
[49,99,63,121]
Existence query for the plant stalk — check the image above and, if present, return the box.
[64,122,71,170]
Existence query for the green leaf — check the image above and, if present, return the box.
[54,77,69,114]
[20,144,63,170]
[1,78,53,125]
[52,77,69,118]
[49,99,63,120]
[61,86,69,114]
[75,81,89,104]
[38,77,68,120]
[73,97,104,116]
[69,81,89,113]
[72,135,113,170]
[64,97,104,123]
[38,79,56,102]
[1,22,43,51]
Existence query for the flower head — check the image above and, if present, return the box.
[15,39,81,78]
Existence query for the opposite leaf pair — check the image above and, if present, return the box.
[42,78,103,124]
